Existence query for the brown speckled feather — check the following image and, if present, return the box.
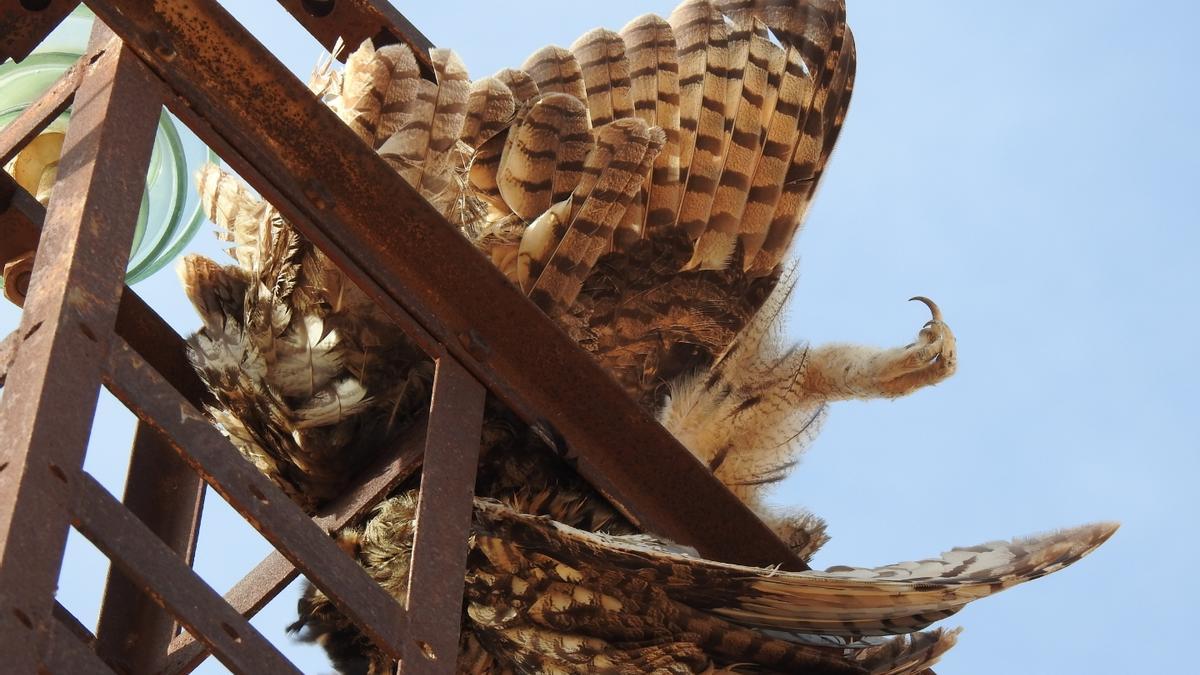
[527,119,664,317]
[687,23,780,270]
[621,13,682,233]
[497,93,591,223]
[494,67,541,105]
[461,77,517,151]
[669,0,732,239]
[521,45,588,105]
[571,28,634,129]
[378,48,470,199]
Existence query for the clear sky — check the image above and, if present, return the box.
[4,1,1196,673]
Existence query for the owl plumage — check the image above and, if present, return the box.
[179,0,1112,672]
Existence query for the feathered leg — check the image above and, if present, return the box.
[802,297,956,401]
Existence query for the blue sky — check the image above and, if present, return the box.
[5,1,1196,673]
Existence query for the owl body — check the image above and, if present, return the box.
[181,1,1113,672]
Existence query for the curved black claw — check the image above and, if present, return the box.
[909,296,944,326]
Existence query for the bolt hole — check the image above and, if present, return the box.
[248,484,269,505]
[415,640,437,661]
[48,463,67,484]
[19,0,52,11]
[24,321,43,341]
[79,322,97,343]
[0,462,9,474]
[12,608,33,629]
[220,622,242,643]
[149,31,176,60]
[301,0,335,18]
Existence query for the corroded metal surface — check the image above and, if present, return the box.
[401,358,485,674]
[161,420,429,674]
[274,0,434,73]
[0,43,100,166]
[94,423,206,675]
[0,329,17,387]
[0,171,210,409]
[45,615,116,675]
[0,0,81,62]
[70,471,300,675]
[103,337,409,662]
[87,0,805,571]
[0,36,159,672]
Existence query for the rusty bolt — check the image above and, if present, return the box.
[3,251,36,307]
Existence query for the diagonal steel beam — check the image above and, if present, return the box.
[160,418,429,674]
[103,337,408,662]
[400,358,485,674]
[86,0,805,571]
[273,0,434,73]
[0,40,106,166]
[0,35,160,673]
[94,422,207,675]
[0,0,83,63]
[71,471,299,675]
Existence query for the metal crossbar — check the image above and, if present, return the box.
[0,1,809,672]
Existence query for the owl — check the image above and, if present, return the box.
[179,1,1114,672]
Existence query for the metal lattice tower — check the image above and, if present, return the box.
[0,2,807,673]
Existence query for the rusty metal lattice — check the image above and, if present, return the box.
[0,1,808,673]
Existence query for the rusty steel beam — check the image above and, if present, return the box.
[70,471,300,675]
[0,42,103,166]
[400,358,485,674]
[0,328,16,388]
[45,616,116,675]
[273,0,433,72]
[0,36,161,673]
[0,172,210,410]
[0,0,82,63]
[0,172,42,281]
[86,0,805,571]
[103,337,409,662]
[54,600,98,646]
[94,423,207,675]
[161,420,428,674]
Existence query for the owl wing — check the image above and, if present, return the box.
[472,498,1115,648]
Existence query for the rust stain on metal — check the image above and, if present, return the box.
[273,0,435,75]
[94,423,206,675]
[0,35,160,673]
[162,419,431,673]
[103,337,409,662]
[0,42,105,166]
[70,471,300,675]
[401,358,485,674]
[0,1,82,63]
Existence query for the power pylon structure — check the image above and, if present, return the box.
[0,2,809,673]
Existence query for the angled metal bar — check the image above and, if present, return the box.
[0,328,16,387]
[0,0,82,62]
[160,420,429,674]
[86,0,805,571]
[45,616,116,675]
[0,36,161,672]
[94,422,206,675]
[0,172,210,409]
[273,0,434,71]
[0,41,103,166]
[400,358,485,674]
[0,175,41,274]
[102,337,409,661]
[70,471,300,675]
[53,600,97,647]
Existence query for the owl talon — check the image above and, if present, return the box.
[877,298,956,396]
